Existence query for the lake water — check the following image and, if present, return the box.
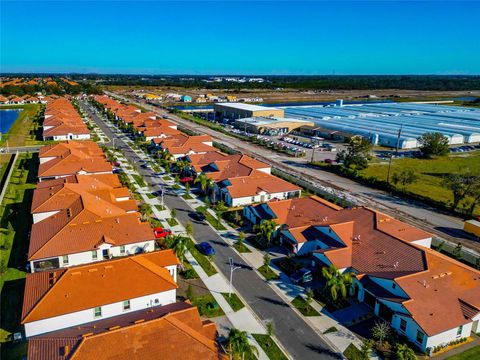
[0,109,22,134]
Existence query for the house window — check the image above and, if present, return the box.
[392,283,396,289]
[457,325,463,336]
[62,255,69,266]
[155,299,160,304]
[120,245,126,255]
[251,197,255,202]
[92,250,98,260]
[94,306,102,318]
[416,330,424,344]
[400,319,407,332]
[123,300,131,311]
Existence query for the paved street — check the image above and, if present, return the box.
[106,92,480,254]
[79,100,343,360]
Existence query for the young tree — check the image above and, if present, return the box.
[185,182,191,195]
[321,265,353,301]
[237,232,245,247]
[194,172,210,194]
[258,219,277,245]
[186,284,194,301]
[266,320,274,337]
[392,169,418,188]
[170,208,177,219]
[360,339,375,360]
[336,136,372,170]
[372,321,390,348]
[418,132,449,158]
[442,174,477,211]
[171,235,187,265]
[466,177,480,216]
[185,221,193,237]
[263,253,271,268]
[305,288,314,314]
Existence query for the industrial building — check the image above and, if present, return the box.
[233,116,314,135]
[283,102,480,149]
[214,102,284,121]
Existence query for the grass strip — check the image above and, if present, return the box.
[252,334,288,360]
[186,238,217,276]
[191,294,224,318]
[291,296,320,317]
[257,265,279,281]
[221,292,245,312]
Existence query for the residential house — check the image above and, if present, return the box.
[38,141,112,181]
[27,302,225,360]
[43,98,90,141]
[155,133,215,159]
[22,250,180,337]
[277,206,480,352]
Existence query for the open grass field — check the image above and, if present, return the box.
[445,345,480,360]
[360,151,480,216]
[0,153,37,360]
[0,104,42,147]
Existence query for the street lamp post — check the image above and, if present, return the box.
[228,257,241,298]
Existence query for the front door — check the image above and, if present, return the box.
[102,249,109,259]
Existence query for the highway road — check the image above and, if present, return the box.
[106,92,480,254]
[79,99,343,360]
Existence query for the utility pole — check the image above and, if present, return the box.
[228,257,241,298]
[387,125,403,185]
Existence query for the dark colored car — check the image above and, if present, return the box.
[290,268,313,284]
[197,242,215,256]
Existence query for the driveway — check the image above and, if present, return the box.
[80,100,342,360]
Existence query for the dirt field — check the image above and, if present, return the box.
[107,85,480,104]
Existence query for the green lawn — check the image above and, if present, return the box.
[186,238,217,276]
[221,292,245,312]
[146,193,157,199]
[191,294,225,318]
[291,296,321,316]
[0,153,37,360]
[155,204,166,211]
[446,345,480,360]
[132,174,147,188]
[182,194,193,200]
[196,206,227,230]
[166,218,178,227]
[0,104,42,147]
[233,242,252,253]
[252,334,288,360]
[257,265,279,281]
[343,343,363,360]
[360,151,480,215]
[162,176,171,181]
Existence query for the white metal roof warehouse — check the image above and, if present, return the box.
[282,102,480,149]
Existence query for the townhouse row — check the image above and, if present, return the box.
[23,99,225,359]
[94,95,302,207]
[42,97,91,141]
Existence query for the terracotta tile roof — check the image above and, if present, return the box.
[159,134,215,156]
[186,151,228,171]
[222,170,301,199]
[201,154,270,181]
[142,126,180,138]
[38,141,112,178]
[28,302,225,360]
[28,210,153,261]
[42,98,89,138]
[396,249,480,336]
[22,250,180,323]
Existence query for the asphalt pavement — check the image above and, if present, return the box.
[79,100,342,360]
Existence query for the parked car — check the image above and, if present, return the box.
[153,227,172,239]
[290,268,313,284]
[179,176,193,183]
[197,242,215,256]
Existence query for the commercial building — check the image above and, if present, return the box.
[233,116,314,135]
[214,102,284,121]
[283,102,480,149]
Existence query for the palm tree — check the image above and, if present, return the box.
[372,320,390,348]
[171,235,187,266]
[176,159,191,176]
[194,172,209,194]
[259,219,277,245]
[226,328,258,360]
[321,265,353,301]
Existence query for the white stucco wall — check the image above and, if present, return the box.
[230,190,300,207]
[24,289,176,337]
[411,237,432,248]
[32,210,60,224]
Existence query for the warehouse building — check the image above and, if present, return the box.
[283,102,480,149]
[233,116,314,135]
[214,102,284,121]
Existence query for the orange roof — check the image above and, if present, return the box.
[200,154,270,181]
[22,250,180,323]
[28,303,226,360]
[222,170,301,199]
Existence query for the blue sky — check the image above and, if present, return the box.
[1,1,479,75]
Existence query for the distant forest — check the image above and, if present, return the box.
[2,74,480,92]
[75,74,480,91]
